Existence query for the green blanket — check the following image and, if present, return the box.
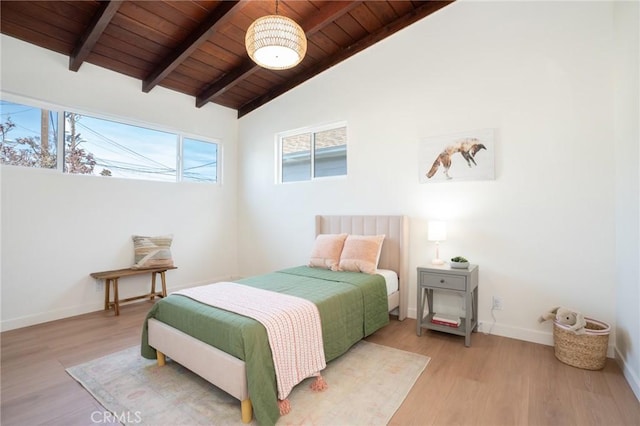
[140,266,389,425]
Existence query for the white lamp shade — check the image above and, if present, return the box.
[245,15,307,70]
[428,221,447,241]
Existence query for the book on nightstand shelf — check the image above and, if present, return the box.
[431,313,461,327]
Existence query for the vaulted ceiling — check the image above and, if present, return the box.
[0,1,454,118]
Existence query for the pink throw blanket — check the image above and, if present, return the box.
[174,282,326,403]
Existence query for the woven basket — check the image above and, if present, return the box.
[553,318,610,370]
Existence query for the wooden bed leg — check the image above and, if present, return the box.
[241,399,252,423]
[156,350,166,367]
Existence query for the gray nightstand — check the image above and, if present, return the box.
[416,264,479,347]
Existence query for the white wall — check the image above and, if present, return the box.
[613,1,640,400]
[238,2,620,352]
[0,36,239,330]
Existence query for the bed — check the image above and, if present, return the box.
[141,215,408,425]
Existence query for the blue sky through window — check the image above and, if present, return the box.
[69,113,176,181]
[183,137,217,182]
[1,100,218,182]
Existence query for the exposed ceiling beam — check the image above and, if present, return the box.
[237,0,455,118]
[196,59,258,108]
[195,1,363,108]
[69,0,122,72]
[142,0,246,93]
[300,0,364,35]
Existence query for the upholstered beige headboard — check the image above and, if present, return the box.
[315,215,409,320]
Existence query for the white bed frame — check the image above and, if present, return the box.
[147,215,408,423]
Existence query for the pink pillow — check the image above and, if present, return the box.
[308,233,348,271]
[338,234,385,274]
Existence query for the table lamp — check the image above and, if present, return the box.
[428,221,447,265]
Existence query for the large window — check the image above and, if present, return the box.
[65,113,176,181]
[1,99,219,183]
[279,122,347,183]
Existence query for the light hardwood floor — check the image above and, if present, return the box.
[1,301,639,425]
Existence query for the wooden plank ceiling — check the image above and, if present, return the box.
[0,1,454,118]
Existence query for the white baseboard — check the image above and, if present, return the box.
[1,302,106,332]
[477,320,553,346]
[0,275,234,332]
[408,308,616,359]
[476,320,617,358]
[615,347,640,402]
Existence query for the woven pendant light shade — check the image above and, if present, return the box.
[245,15,307,70]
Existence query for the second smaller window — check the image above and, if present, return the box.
[279,122,347,183]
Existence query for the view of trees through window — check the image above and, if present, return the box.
[67,113,176,181]
[0,102,59,170]
[1,100,218,183]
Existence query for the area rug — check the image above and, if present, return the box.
[67,340,429,426]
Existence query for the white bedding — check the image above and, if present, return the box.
[377,269,399,296]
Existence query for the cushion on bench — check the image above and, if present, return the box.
[132,235,174,269]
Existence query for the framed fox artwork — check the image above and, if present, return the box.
[419,128,496,183]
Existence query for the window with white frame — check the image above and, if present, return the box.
[278,122,347,183]
[182,137,218,183]
[1,99,220,183]
[1,100,58,169]
[65,112,177,181]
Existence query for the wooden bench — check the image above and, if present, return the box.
[90,266,177,316]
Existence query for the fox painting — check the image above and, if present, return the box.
[426,138,487,180]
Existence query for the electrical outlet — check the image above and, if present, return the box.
[96,280,104,293]
[492,296,503,311]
